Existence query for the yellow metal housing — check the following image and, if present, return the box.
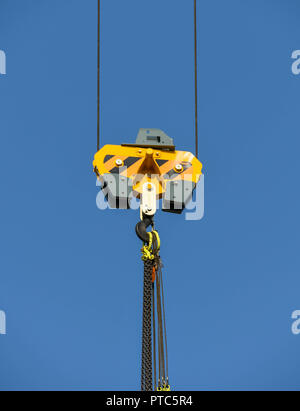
[93,144,202,199]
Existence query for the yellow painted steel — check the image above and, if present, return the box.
[157,385,171,391]
[93,144,202,198]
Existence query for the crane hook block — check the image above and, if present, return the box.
[93,129,203,213]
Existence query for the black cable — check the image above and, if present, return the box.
[194,0,199,158]
[152,284,157,391]
[141,259,153,391]
[159,265,169,383]
[97,0,100,151]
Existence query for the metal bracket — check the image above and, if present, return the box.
[122,128,176,151]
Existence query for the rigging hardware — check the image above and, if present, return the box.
[93,129,202,213]
[94,0,202,391]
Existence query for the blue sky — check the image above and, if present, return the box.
[0,0,300,391]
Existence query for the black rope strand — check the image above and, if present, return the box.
[194,0,199,158]
[152,284,157,391]
[97,0,100,151]
[159,265,169,383]
[141,259,153,391]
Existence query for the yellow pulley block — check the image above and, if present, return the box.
[93,128,203,214]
